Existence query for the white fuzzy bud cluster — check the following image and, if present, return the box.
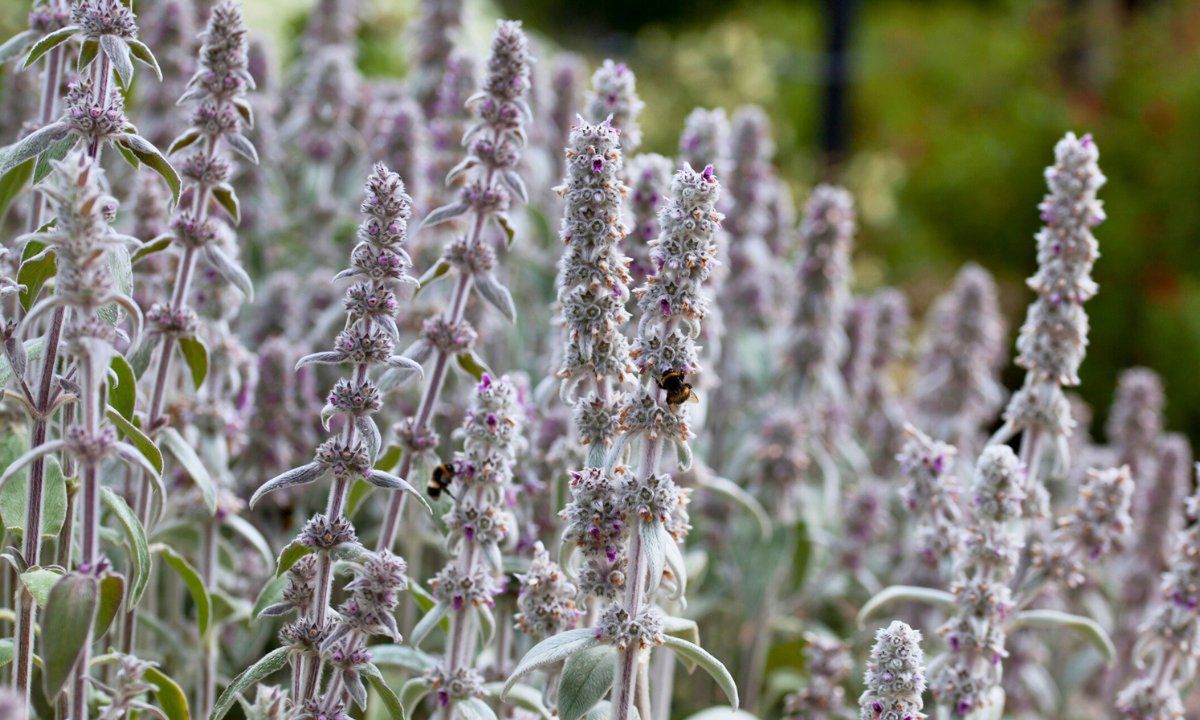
[556,118,634,405]
[859,621,927,720]
[678,107,730,177]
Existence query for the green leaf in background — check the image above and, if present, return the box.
[274,540,313,578]
[0,156,33,222]
[108,354,137,420]
[0,638,14,667]
[154,542,212,637]
[660,635,739,709]
[557,645,616,720]
[361,662,406,720]
[41,572,98,701]
[0,430,66,536]
[101,488,151,606]
[17,240,55,311]
[251,574,286,619]
[19,567,63,607]
[144,665,191,720]
[456,352,489,381]
[105,407,163,475]
[178,335,209,391]
[32,136,78,183]
[158,427,216,514]
[210,646,289,720]
[95,572,126,638]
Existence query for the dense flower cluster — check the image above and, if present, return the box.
[859,621,927,720]
[931,446,1029,717]
[515,541,580,636]
[1033,466,1133,589]
[556,117,633,408]
[897,425,962,571]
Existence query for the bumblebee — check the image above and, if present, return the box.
[658,370,698,406]
[427,463,457,500]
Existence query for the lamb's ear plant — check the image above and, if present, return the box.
[507,162,737,720]
[1116,470,1200,718]
[121,0,256,658]
[0,0,179,709]
[234,162,427,717]
[860,133,1120,720]
[375,19,533,554]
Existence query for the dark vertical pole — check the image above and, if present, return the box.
[821,0,855,179]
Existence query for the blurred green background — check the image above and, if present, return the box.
[7,0,1199,443]
[495,0,1200,446]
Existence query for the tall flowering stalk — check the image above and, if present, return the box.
[782,633,853,720]
[896,425,962,581]
[720,106,775,327]
[376,20,532,553]
[249,164,427,710]
[991,132,1105,487]
[123,0,255,653]
[792,185,854,431]
[410,0,464,117]
[0,0,177,704]
[929,446,1030,716]
[1117,478,1200,719]
[913,263,1007,455]
[555,117,635,609]
[1,151,158,718]
[585,60,643,154]
[607,162,723,719]
[415,374,525,719]
[504,165,736,720]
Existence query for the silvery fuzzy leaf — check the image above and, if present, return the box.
[201,244,254,300]
[474,273,516,323]
[640,519,666,597]
[366,470,431,516]
[502,628,599,700]
[345,673,368,710]
[100,34,133,89]
[332,266,364,282]
[502,169,528,205]
[0,121,70,176]
[4,335,27,380]
[444,156,478,186]
[385,355,425,381]
[0,439,66,491]
[420,201,470,230]
[250,463,323,508]
[355,415,380,461]
[225,133,259,165]
[295,351,343,369]
[409,601,448,648]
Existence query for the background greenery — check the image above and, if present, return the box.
[5,0,1197,442]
